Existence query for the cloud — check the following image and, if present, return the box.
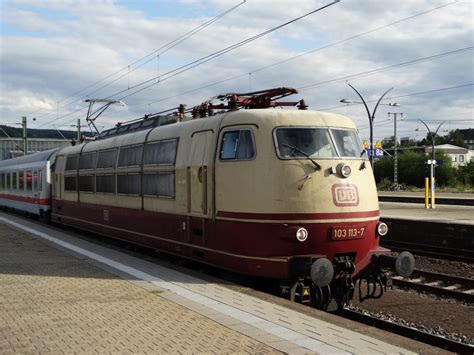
[0,0,472,140]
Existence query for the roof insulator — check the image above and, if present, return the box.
[297,99,308,110]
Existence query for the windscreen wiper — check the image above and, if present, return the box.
[282,143,321,170]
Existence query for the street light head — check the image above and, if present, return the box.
[389,102,400,107]
[340,99,352,104]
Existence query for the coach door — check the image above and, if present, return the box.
[54,155,65,201]
[188,131,213,216]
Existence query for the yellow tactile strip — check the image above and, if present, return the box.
[0,224,281,354]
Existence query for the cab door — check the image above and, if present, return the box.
[188,131,213,215]
[187,130,214,246]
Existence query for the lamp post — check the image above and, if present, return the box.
[419,120,444,208]
[388,112,403,188]
[340,83,399,169]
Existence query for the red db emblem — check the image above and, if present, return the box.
[332,184,359,207]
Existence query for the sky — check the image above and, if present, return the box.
[0,0,473,143]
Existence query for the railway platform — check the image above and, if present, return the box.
[0,212,438,354]
[380,201,474,224]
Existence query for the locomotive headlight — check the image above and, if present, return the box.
[336,163,351,178]
[296,227,308,242]
[377,222,388,236]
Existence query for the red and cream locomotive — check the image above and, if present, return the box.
[0,88,414,310]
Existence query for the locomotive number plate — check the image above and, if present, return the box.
[331,226,365,240]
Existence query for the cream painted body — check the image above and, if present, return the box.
[54,109,378,222]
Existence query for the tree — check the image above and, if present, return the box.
[374,150,457,188]
[457,160,474,186]
[441,129,468,148]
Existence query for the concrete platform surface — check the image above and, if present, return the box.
[378,191,474,200]
[0,212,432,354]
[380,201,474,224]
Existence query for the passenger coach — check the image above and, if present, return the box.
[0,149,58,218]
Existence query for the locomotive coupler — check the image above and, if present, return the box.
[281,278,311,304]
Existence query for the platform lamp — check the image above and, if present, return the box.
[340,83,399,170]
[419,119,445,208]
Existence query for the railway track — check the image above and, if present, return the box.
[391,269,474,304]
[339,308,474,353]
[382,240,474,263]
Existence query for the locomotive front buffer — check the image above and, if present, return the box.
[282,251,415,312]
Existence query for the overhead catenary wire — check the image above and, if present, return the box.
[319,83,474,112]
[34,0,340,128]
[111,0,340,101]
[29,0,247,120]
[143,0,459,108]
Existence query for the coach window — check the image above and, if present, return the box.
[220,129,255,160]
[19,171,24,190]
[65,155,79,171]
[26,171,33,191]
[118,145,143,167]
[12,172,17,190]
[143,139,178,165]
[6,173,11,190]
[117,174,140,195]
[38,170,42,192]
[0,173,3,190]
[143,172,175,198]
[97,149,118,169]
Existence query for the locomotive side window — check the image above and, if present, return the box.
[65,155,79,171]
[143,173,175,198]
[118,145,143,167]
[65,176,77,191]
[79,152,97,170]
[220,129,255,160]
[78,175,94,192]
[97,149,118,169]
[117,174,140,195]
[330,129,362,158]
[96,175,115,194]
[143,139,178,165]
[275,128,336,159]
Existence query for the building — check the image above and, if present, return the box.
[424,144,474,168]
[0,138,71,160]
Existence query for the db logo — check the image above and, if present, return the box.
[332,184,359,207]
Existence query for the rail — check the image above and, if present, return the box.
[391,269,474,303]
[338,308,474,353]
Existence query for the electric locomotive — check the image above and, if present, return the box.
[0,88,414,310]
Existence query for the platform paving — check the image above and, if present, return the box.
[0,213,426,354]
[0,223,279,354]
[380,201,474,224]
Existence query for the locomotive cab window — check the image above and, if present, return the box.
[330,129,363,158]
[220,129,255,160]
[275,128,336,159]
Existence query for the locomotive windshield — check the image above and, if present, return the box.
[274,128,363,159]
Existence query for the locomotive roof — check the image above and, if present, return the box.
[56,109,357,156]
[0,148,59,168]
